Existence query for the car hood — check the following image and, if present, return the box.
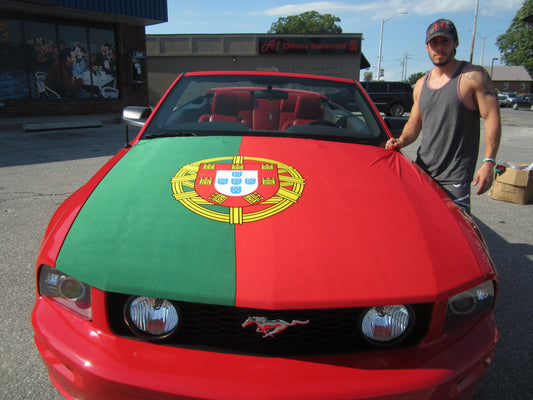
[55,136,485,309]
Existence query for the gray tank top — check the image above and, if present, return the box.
[416,61,480,184]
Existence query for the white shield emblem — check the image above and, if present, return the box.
[215,170,258,196]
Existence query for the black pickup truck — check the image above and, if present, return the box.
[361,81,413,117]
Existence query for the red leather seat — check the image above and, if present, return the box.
[281,95,323,130]
[235,91,252,125]
[199,92,241,122]
[278,95,298,130]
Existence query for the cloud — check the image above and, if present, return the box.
[404,0,523,16]
[257,2,376,17]
[258,0,524,19]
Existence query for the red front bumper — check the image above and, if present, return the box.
[32,297,497,400]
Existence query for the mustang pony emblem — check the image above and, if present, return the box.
[242,316,309,338]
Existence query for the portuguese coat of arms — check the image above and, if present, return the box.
[171,156,305,224]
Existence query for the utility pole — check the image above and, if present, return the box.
[401,53,411,82]
[469,0,480,63]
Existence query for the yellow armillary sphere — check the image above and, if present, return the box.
[171,156,305,224]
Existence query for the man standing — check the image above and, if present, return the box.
[386,19,501,213]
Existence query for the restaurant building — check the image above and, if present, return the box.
[0,0,167,118]
[146,34,370,105]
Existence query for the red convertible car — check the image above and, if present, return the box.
[32,71,497,400]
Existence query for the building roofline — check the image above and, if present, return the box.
[0,0,167,26]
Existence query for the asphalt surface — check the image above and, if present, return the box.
[0,108,531,399]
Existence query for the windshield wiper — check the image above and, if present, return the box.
[145,132,198,139]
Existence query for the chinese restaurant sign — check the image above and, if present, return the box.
[259,37,361,55]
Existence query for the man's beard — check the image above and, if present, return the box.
[431,52,452,67]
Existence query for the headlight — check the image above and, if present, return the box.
[360,305,413,344]
[124,296,180,340]
[444,280,495,332]
[38,265,92,320]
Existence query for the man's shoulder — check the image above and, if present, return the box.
[413,73,427,96]
[415,73,428,84]
[460,62,489,81]
[458,61,498,98]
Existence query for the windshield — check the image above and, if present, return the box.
[143,73,388,145]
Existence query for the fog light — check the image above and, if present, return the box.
[361,305,411,344]
[125,296,179,340]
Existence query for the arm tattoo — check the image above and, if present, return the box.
[481,69,498,97]
[464,67,498,97]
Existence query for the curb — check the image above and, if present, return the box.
[0,114,121,131]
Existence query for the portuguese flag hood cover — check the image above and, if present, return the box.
[56,136,482,309]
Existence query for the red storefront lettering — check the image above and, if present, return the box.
[260,40,281,53]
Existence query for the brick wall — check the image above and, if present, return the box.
[493,81,533,95]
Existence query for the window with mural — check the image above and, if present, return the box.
[0,18,119,100]
[0,19,28,99]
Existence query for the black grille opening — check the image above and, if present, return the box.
[107,292,432,356]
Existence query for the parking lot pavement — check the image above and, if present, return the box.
[0,108,531,399]
[402,108,533,400]
[0,121,130,400]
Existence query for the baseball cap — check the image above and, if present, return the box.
[426,19,458,43]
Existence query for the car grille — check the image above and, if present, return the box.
[107,292,432,355]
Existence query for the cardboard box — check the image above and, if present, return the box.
[491,164,533,204]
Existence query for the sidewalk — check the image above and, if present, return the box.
[0,113,121,131]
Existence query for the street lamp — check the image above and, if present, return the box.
[490,58,498,79]
[468,30,497,66]
[377,11,407,81]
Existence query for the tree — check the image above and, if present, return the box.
[268,11,342,34]
[407,72,426,85]
[496,0,533,76]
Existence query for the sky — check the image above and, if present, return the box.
[145,0,525,81]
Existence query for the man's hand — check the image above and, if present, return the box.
[385,138,404,150]
[473,162,495,195]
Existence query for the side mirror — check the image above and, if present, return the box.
[121,106,152,128]
[121,106,152,148]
